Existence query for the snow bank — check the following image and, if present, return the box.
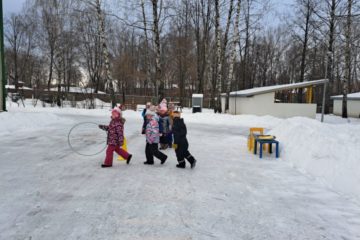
[0,110,75,136]
[1,101,141,136]
[269,117,360,200]
[183,110,360,200]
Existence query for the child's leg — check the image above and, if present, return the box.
[151,143,167,162]
[104,145,116,166]
[114,146,130,159]
[182,142,196,168]
[185,150,196,167]
[159,136,168,149]
[145,143,154,163]
[168,133,173,148]
[175,145,186,168]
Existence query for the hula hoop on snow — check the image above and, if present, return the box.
[67,122,107,156]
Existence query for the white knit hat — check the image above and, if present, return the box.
[145,110,156,116]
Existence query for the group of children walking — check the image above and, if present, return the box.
[99,100,197,169]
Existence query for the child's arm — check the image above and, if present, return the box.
[98,125,109,131]
[115,122,124,146]
[175,120,187,138]
[159,118,164,134]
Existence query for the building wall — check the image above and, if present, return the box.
[228,92,317,118]
[0,81,3,111]
[221,96,226,113]
[333,99,360,118]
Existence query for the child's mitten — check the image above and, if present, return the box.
[99,125,107,131]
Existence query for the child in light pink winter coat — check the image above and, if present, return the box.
[143,108,167,165]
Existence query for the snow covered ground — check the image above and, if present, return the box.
[1,103,360,239]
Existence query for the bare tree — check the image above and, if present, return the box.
[226,0,241,111]
[77,4,104,95]
[95,0,116,107]
[213,0,222,111]
[141,0,152,96]
[325,0,339,113]
[343,0,353,118]
[220,0,234,92]
[34,0,62,91]
[191,0,212,94]
[297,0,315,103]
[151,0,163,103]
[4,14,25,91]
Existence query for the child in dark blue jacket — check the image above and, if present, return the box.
[159,113,171,149]
[172,111,196,169]
[142,102,152,134]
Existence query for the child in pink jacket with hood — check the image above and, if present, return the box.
[143,107,167,165]
[99,107,132,168]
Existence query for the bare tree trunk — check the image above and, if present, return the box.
[214,0,222,111]
[298,0,312,103]
[141,0,152,97]
[220,0,234,92]
[13,36,19,91]
[242,0,251,90]
[47,48,54,91]
[194,0,202,93]
[151,0,163,103]
[95,0,116,107]
[226,0,241,111]
[198,0,211,94]
[343,0,352,118]
[325,0,336,114]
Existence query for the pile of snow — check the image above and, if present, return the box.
[331,91,360,100]
[269,117,360,200]
[1,100,142,136]
[75,98,111,109]
[5,85,32,90]
[0,110,75,136]
[182,109,360,200]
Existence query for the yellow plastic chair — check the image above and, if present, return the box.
[117,137,128,161]
[247,128,264,152]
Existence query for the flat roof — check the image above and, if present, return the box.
[331,92,360,101]
[228,79,328,97]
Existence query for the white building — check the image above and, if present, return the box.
[221,79,328,119]
[331,92,360,118]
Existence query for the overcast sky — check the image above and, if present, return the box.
[3,0,294,27]
[3,0,27,14]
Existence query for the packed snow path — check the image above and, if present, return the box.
[1,111,360,240]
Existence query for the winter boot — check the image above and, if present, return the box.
[190,159,197,169]
[176,160,186,169]
[144,161,154,165]
[161,155,168,165]
[126,154,132,165]
[101,164,112,168]
[187,155,197,169]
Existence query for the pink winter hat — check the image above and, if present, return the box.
[112,107,121,117]
[159,99,168,112]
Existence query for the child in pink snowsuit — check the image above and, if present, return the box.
[99,107,132,167]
